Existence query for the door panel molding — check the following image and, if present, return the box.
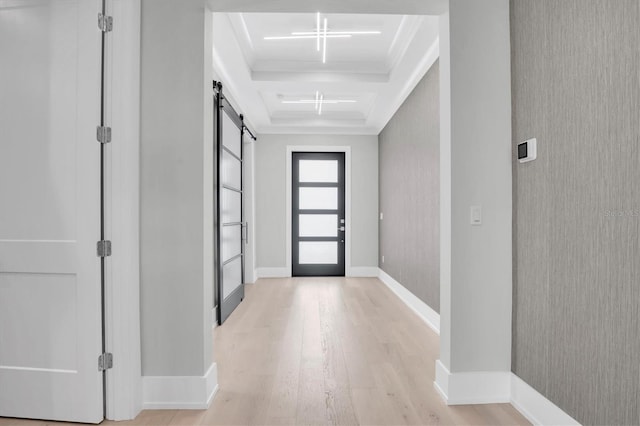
[0,0,104,422]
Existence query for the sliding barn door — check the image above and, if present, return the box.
[215,88,245,324]
[0,0,104,423]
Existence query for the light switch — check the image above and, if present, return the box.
[380,212,384,220]
[470,206,482,226]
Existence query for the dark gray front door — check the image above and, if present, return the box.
[292,152,345,276]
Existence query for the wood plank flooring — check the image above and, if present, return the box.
[0,277,529,426]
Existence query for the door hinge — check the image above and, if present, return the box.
[96,126,112,144]
[98,13,113,32]
[98,352,113,371]
[97,240,112,257]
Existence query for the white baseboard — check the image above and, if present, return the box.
[378,268,440,334]
[245,268,258,284]
[434,362,580,425]
[511,374,580,426]
[434,360,511,405]
[211,308,217,329]
[142,362,219,410]
[256,267,289,278]
[347,267,379,277]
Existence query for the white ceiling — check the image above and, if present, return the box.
[212,12,439,135]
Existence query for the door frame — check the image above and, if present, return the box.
[103,0,142,420]
[291,152,346,276]
[285,146,352,277]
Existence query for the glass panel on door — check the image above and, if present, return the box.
[292,152,345,276]
[215,94,245,325]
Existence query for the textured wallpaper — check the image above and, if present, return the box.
[379,62,440,312]
[511,1,640,424]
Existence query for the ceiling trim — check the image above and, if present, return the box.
[227,14,256,67]
[374,38,439,134]
[251,71,389,83]
[212,12,440,136]
[386,15,423,71]
[207,0,448,15]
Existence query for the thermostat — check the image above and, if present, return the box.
[518,138,537,163]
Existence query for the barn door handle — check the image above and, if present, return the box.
[242,222,249,245]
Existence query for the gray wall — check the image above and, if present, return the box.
[379,62,440,312]
[140,0,213,377]
[511,1,640,424]
[255,134,378,270]
[439,0,513,373]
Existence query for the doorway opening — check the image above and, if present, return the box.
[291,152,346,276]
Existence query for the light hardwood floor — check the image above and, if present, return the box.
[1,277,529,426]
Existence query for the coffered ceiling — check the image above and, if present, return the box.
[212,12,439,135]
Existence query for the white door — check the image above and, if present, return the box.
[0,0,104,423]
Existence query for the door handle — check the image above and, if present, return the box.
[242,222,249,245]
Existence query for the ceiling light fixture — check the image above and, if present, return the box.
[263,13,381,63]
[263,35,350,40]
[292,31,382,36]
[281,92,357,115]
[316,13,320,51]
[282,100,357,104]
[322,18,328,64]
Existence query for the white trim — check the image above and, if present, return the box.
[511,374,581,426]
[211,308,218,329]
[105,0,142,420]
[378,269,440,334]
[256,267,289,278]
[433,360,511,405]
[378,38,440,132]
[242,135,257,285]
[142,363,219,410]
[285,146,352,277]
[433,363,580,425]
[246,268,258,283]
[346,267,379,277]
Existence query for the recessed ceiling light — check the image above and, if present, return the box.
[292,31,381,36]
[281,92,357,116]
[322,18,328,64]
[316,13,320,52]
[263,13,381,63]
[264,35,351,40]
[282,100,357,104]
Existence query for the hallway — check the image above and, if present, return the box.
[0,278,529,426]
[150,278,527,425]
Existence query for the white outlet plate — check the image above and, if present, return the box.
[470,205,482,226]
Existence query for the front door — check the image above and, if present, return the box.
[292,152,346,276]
[0,0,104,423]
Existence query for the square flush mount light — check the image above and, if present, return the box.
[264,13,381,64]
